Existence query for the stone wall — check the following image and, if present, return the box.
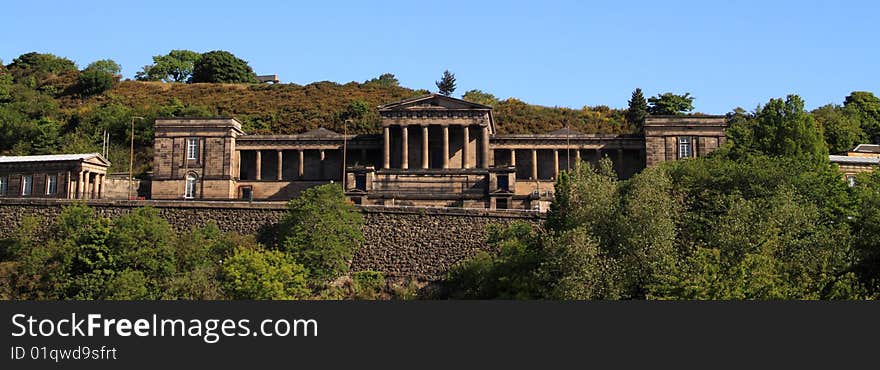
[0,199,543,280]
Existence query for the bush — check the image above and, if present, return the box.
[221,246,310,300]
[279,184,364,285]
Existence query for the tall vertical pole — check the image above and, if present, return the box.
[128,116,144,200]
[342,119,349,187]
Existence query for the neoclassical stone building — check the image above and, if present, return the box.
[149,94,728,210]
[0,153,110,199]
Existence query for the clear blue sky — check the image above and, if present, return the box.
[2,1,877,114]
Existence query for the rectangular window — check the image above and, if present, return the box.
[678,137,693,159]
[22,175,33,196]
[847,175,856,188]
[0,176,7,196]
[47,174,58,195]
[187,138,199,160]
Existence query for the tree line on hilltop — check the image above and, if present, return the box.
[1,50,877,177]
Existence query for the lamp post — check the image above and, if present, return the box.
[129,116,145,200]
[342,119,351,190]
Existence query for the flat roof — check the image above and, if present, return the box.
[829,155,880,165]
[0,153,108,164]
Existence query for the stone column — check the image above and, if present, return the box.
[298,150,304,179]
[575,149,581,163]
[383,126,390,169]
[462,125,470,169]
[277,150,283,180]
[98,174,104,199]
[255,150,262,180]
[510,149,516,167]
[235,150,241,178]
[77,170,84,199]
[531,149,538,180]
[401,125,409,169]
[421,125,429,169]
[481,126,490,169]
[553,149,559,179]
[320,149,326,178]
[66,171,71,199]
[85,172,91,199]
[442,125,449,169]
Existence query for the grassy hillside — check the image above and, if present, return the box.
[0,62,634,174]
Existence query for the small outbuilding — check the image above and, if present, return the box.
[0,153,110,199]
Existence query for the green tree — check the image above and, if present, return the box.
[76,60,121,97]
[85,59,121,75]
[625,88,648,129]
[190,50,258,84]
[843,91,880,144]
[748,95,828,163]
[135,50,202,82]
[435,70,456,96]
[6,52,77,85]
[363,73,399,87]
[647,92,694,115]
[812,104,864,153]
[221,246,310,300]
[279,184,365,285]
[461,89,498,106]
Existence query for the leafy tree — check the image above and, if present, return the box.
[363,73,399,87]
[731,95,828,164]
[221,246,309,300]
[190,50,258,84]
[647,92,694,115]
[76,60,121,97]
[136,50,202,82]
[6,52,77,85]
[625,88,648,128]
[843,91,880,144]
[435,70,456,96]
[85,59,121,75]
[812,104,864,153]
[279,184,365,285]
[461,89,498,106]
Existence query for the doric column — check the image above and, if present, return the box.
[383,126,390,169]
[235,150,241,178]
[66,171,71,199]
[553,149,559,178]
[401,125,409,169]
[98,174,104,199]
[320,149,326,178]
[77,170,84,199]
[84,172,91,199]
[462,125,470,169]
[442,125,449,169]
[255,150,262,180]
[575,148,581,164]
[531,149,538,180]
[277,150,283,180]
[510,149,516,167]
[421,125,429,169]
[481,126,490,169]
[298,150,304,179]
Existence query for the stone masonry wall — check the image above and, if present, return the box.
[0,199,543,280]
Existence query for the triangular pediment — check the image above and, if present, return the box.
[379,94,492,111]
[83,153,111,167]
[300,127,341,137]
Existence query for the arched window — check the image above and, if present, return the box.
[185,173,197,199]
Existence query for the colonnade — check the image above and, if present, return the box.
[71,170,104,199]
[382,124,491,170]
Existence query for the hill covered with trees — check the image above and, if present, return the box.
[1,50,879,176]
